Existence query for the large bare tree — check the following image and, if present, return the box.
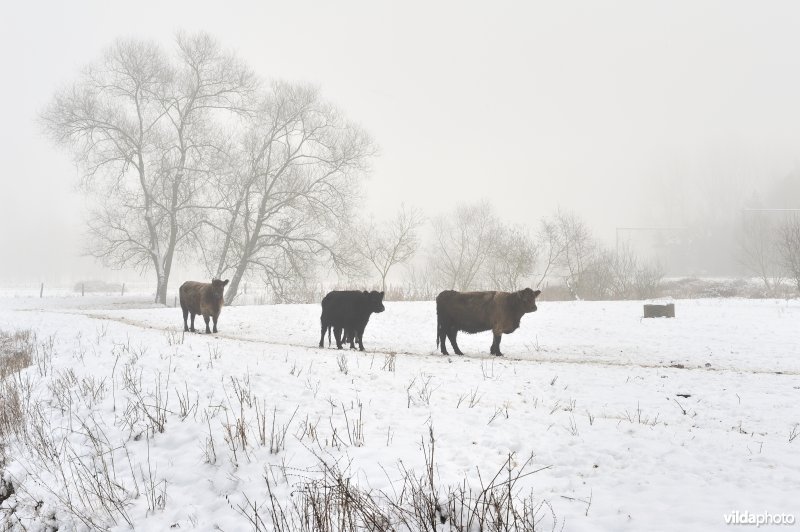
[352,205,424,292]
[42,33,256,303]
[199,82,374,304]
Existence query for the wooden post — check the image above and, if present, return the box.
[81,283,85,297]
[173,295,177,308]
[121,283,125,296]
[40,283,44,298]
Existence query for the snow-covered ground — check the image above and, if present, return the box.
[1,294,798,531]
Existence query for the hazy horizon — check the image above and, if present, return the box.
[3,1,800,285]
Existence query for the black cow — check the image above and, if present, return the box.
[436,288,541,356]
[319,290,385,351]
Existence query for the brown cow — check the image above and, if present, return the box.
[436,288,541,356]
[179,279,229,334]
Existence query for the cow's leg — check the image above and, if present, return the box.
[490,331,503,356]
[203,314,211,334]
[212,313,219,334]
[334,327,344,349]
[439,324,449,355]
[447,328,464,356]
[349,328,358,350]
[319,319,327,348]
[356,326,366,351]
[190,313,196,332]
[182,306,189,332]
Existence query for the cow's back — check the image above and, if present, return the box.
[437,290,497,333]
[180,281,206,295]
[180,281,208,313]
[321,291,364,325]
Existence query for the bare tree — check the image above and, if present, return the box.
[777,215,800,292]
[42,33,256,304]
[534,216,567,288]
[199,82,375,304]
[484,225,538,291]
[429,201,500,291]
[549,210,597,299]
[353,205,424,293]
[738,211,784,295]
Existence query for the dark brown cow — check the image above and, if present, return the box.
[436,288,541,356]
[179,279,229,334]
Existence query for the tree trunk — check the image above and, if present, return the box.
[155,274,169,305]
[224,259,249,306]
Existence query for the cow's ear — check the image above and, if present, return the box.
[223,279,230,286]
[534,290,541,297]
[380,291,385,297]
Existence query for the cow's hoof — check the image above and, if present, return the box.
[319,343,324,348]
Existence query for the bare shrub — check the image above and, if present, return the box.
[0,330,36,439]
[0,330,35,380]
[8,406,137,529]
[382,353,396,372]
[239,427,557,531]
[337,353,349,375]
[589,244,664,300]
[121,368,171,437]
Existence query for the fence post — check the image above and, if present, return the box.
[40,283,44,298]
[121,283,125,296]
[81,283,85,297]
[173,295,177,308]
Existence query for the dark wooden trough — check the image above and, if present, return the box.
[643,303,675,318]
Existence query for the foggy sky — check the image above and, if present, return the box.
[3,0,800,282]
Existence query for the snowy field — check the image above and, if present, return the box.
[1,294,799,531]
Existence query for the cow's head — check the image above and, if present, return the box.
[367,290,385,313]
[516,288,541,313]
[211,278,230,299]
